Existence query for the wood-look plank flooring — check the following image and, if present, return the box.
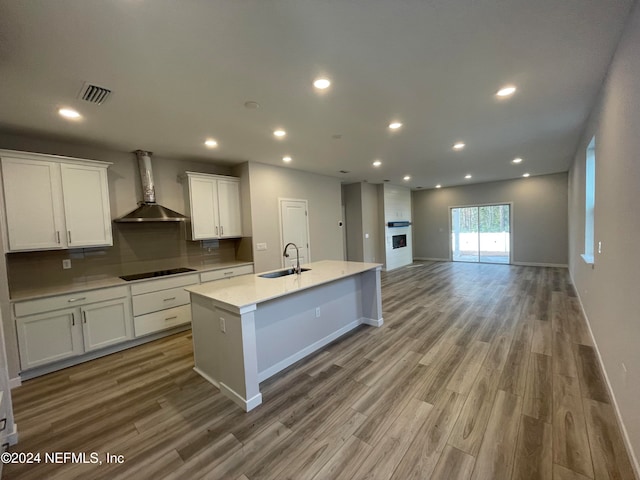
[5,261,637,479]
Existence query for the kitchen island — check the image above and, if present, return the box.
[185,260,383,411]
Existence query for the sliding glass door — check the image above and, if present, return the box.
[451,204,510,264]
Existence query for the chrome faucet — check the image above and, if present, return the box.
[283,242,301,274]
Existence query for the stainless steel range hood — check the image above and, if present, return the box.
[115,150,187,223]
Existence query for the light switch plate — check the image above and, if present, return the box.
[256,243,267,251]
[62,259,71,269]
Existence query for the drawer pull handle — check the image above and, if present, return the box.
[67,297,86,303]
[224,271,233,276]
[0,418,6,431]
[165,316,178,321]
[163,297,177,301]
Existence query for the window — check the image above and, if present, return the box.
[450,204,511,264]
[583,136,596,264]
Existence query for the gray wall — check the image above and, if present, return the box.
[342,182,380,264]
[361,183,380,263]
[343,183,364,262]
[247,162,345,273]
[568,2,640,468]
[412,173,568,266]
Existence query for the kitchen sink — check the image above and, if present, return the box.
[258,268,311,278]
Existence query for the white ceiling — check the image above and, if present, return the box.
[0,0,633,188]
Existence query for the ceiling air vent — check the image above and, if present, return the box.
[78,82,112,105]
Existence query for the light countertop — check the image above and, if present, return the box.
[11,261,254,302]
[185,260,381,309]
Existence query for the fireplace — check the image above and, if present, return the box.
[392,234,407,249]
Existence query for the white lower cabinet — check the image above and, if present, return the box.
[131,274,199,337]
[16,308,84,369]
[15,287,132,370]
[82,298,133,352]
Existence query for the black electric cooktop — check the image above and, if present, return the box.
[119,267,196,282]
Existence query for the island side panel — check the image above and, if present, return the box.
[190,294,262,411]
[360,266,383,327]
[254,274,372,382]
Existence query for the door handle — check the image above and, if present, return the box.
[56,231,61,244]
[221,225,224,236]
[67,231,72,243]
[71,312,75,326]
[215,226,219,236]
[83,311,87,324]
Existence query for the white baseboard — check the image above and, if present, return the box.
[6,423,18,446]
[413,257,449,262]
[512,261,568,268]
[569,270,640,478]
[9,377,21,389]
[361,317,384,327]
[219,382,262,412]
[192,366,220,389]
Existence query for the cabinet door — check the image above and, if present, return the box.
[1,157,66,251]
[189,176,220,239]
[217,179,242,237]
[16,308,83,369]
[60,163,113,247]
[81,298,133,352]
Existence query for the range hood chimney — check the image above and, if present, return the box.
[114,150,187,223]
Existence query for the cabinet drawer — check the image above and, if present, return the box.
[130,273,199,296]
[134,305,191,337]
[14,286,129,318]
[200,264,253,283]
[132,286,193,316]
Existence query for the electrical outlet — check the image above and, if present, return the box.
[62,259,72,269]
[219,317,226,333]
[256,243,267,251]
[315,307,321,318]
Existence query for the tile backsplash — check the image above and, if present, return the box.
[7,222,252,294]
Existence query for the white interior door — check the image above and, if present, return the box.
[280,199,310,267]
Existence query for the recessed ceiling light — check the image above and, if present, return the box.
[372,160,382,167]
[313,78,331,90]
[273,129,286,138]
[403,175,411,181]
[465,174,472,179]
[204,139,218,148]
[58,108,81,120]
[453,142,466,150]
[435,184,442,188]
[512,157,523,164]
[244,100,260,109]
[283,156,292,163]
[389,122,403,130]
[523,173,530,177]
[496,85,517,97]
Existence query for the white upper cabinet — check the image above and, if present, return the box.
[217,179,242,238]
[0,150,113,252]
[60,163,112,247]
[184,172,242,240]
